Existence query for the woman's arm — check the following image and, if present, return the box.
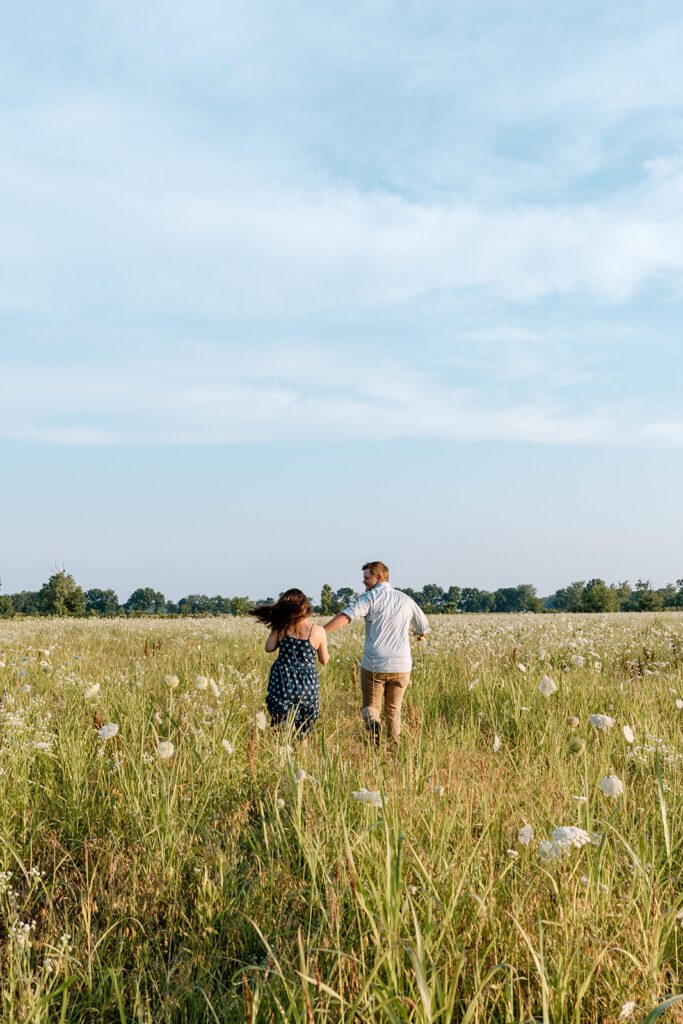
[312,625,330,665]
[265,630,280,653]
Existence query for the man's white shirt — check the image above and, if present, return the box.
[342,582,430,673]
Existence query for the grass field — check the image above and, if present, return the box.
[1,612,683,1023]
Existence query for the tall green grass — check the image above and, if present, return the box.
[1,613,682,1022]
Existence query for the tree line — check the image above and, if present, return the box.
[1,572,683,618]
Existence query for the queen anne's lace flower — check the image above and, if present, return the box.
[598,775,624,797]
[352,788,383,807]
[255,711,267,731]
[622,724,635,744]
[157,740,174,760]
[538,675,557,697]
[588,714,615,730]
[97,723,119,741]
[518,824,534,846]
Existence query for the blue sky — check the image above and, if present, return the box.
[1,1,682,600]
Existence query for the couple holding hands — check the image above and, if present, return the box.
[250,561,430,745]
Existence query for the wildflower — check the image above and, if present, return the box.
[432,784,445,797]
[84,684,100,699]
[163,674,179,689]
[506,849,519,858]
[568,737,585,755]
[294,769,306,784]
[676,698,683,710]
[572,795,588,803]
[157,740,174,760]
[518,824,534,846]
[538,675,557,697]
[598,775,624,798]
[622,724,635,744]
[552,826,592,850]
[493,734,501,753]
[255,711,267,731]
[195,675,208,690]
[538,840,562,861]
[352,788,383,807]
[97,723,119,741]
[33,741,52,751]
[276,797,285,808]
[153,711,163,726]
[221,739,234,755]
[579,874,589,886]
[20,684,32,693]
[588,714,615,730]
[468,677,479,690]
[618,1002,636,1021]
[565,715,579,727]
[517,663,527,674]
[407,884,418,895]
[571,655,585,668]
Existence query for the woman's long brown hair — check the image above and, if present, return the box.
[249,589,312,634]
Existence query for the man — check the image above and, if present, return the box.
[324,561,429,744]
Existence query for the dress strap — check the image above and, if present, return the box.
[307,622,315,640]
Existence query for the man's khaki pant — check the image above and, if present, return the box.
[360,668,411,743]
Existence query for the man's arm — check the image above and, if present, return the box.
[324,613,351,634]
[411,602,430,638]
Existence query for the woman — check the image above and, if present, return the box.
[250,589,329,735]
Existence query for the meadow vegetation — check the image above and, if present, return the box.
[1,613,683,1022]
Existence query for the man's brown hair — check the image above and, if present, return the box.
[362,561,390,581]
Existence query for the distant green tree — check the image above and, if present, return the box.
[580,579,617,613]
[632,579,663,612]
[320,584,337,615]
[676,579,683,608]
[0,595,14,617]
[231,596,254,616]
[459,587,494,613]
[420,584,445,613]
[38,571,86,617]
[658,584,678,608]
[443,586,461,613]
[8,591,41,614]
[612,581,633,611]
[85,588,120,616]
[124,588,166,615]
[334,588,357,610]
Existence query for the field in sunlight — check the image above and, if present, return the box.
[1,613,683,1023]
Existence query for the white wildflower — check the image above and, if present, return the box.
[33,741,52,751]
[538,675,557,697]
[97,723,119,741]
[572,795,588,803]
[153,711,163,726]
[588,714,615,730]
[432,784,445,797]
[571,655,585,668]
[157,740,174,760]
[84,684,100,699]
[352,788,383,807]
[538,840,563,861]
[294,768,306,784]
[195,675,208,690]
[552,826,592,850]
[676,698,683,710]
[163,674,179,689]
[517,663,527,674]
[506,849,519,858]
[208,678,220,698]
[598,775,624,798]
[493,734,501,753]
[622,724,635,744]
[255,711,267,731]
[276,797,285,808]
[518,824,534,846]
[221,739,234,755]
[618,1001,636,1020]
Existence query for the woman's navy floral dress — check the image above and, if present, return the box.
[266,632,320,734]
